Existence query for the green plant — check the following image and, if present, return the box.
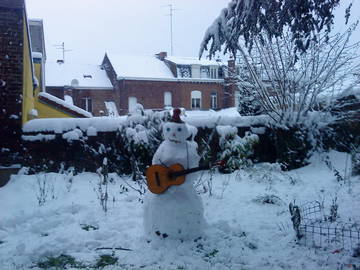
[36,254,85,269]
[217,127,259,173]
[94,254,118,269]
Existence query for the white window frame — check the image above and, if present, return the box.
[128,96,137,113]
[164,91,172,107]
[211,92,217,109]
[191,90,202,109]
[80,97,92,112]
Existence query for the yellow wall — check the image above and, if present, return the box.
[21,12,35,125]
[22,15,76,122]
[35,100,74,118]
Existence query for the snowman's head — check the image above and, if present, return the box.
[163,108,189,143]
[163,122,189,143]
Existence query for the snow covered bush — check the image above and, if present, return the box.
[216,126,258,173]
[120,104,169,180]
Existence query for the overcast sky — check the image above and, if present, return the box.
[26,0,360,65]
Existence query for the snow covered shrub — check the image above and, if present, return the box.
[120,104,169,180]
[271,124,313,170]
[216,126,258,173]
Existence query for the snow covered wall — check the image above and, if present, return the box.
[21,110,274,174]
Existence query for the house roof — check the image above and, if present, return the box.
[38,92,92,118]
[165,56,222,66]
[45,62,113,89]
[106,53,175,80]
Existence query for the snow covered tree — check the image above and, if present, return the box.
[200,0,348,58]
[233,26,360,124]
[200,0,358,125]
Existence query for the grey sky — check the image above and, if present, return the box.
[26,0,360,65]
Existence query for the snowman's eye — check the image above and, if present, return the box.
[166,127,171,132]
[177,127,182,132]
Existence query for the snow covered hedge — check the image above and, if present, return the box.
[20,102,360,173]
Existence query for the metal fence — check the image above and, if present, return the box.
[290,201,360,252]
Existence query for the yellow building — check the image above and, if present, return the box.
[19,1,92,126]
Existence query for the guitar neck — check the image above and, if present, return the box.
[171,165,210,178]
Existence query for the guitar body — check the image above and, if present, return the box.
[145,163,186,194]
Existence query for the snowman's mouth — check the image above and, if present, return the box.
[169,139,181,143]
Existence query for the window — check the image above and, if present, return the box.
[210,67,217,79]
[164,91,172,107]
[211,92,217,109]
[200,66,210,78]
[104,101,119,117]
[128,96,137,113]
[235,91,241,108]
[79,97,92,112]
[191,90,201,109]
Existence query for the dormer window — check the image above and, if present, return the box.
[83,74,92,79]
[200,66,210,78]
[210,67,217,79]
[178,65,191,78]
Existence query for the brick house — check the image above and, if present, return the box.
[45,52,237,116]
[101,52,236,115]
[45,61,116,116]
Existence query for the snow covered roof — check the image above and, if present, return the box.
[165,56,222,66]
[45,62,113,89]
[38,92,93,118]
[106,53,175,80]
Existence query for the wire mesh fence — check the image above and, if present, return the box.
[290,201,360,253]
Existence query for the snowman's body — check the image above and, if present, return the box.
[143,121,205,241]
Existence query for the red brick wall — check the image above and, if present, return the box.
[116,80,225,114]
[46,87,118,116]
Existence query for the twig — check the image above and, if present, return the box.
[95,247,132,251]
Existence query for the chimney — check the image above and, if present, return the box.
[227,57,236,76]
[156,51,167,61]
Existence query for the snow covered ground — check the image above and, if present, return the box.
[0,151,359,270]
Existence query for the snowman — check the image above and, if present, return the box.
[143,108,205,241]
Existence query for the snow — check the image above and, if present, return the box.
[0,151,359,269]
[184,108,269,128]
[64,95,74,105]
[32,52,43,59]
[28,109,39,117]
[62,129,83,141]
[106,53,175,80]
[166,56,222,66]
[38,92,93,118]
[22,134,56,142]
[23,116,127,134]
[22,108,268,135]
[45,62,113,89]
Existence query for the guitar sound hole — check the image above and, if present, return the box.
[168,172,176,181]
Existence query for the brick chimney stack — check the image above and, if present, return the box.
[156,51,168,61]
[227,58,236,78]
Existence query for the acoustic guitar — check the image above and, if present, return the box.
[145,161,223,194]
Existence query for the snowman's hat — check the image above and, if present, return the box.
[171,108,184,123]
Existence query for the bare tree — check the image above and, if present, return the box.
[234,24,360,124]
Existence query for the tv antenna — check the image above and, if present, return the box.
[163,4,180,55]
[53,42,72,62]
